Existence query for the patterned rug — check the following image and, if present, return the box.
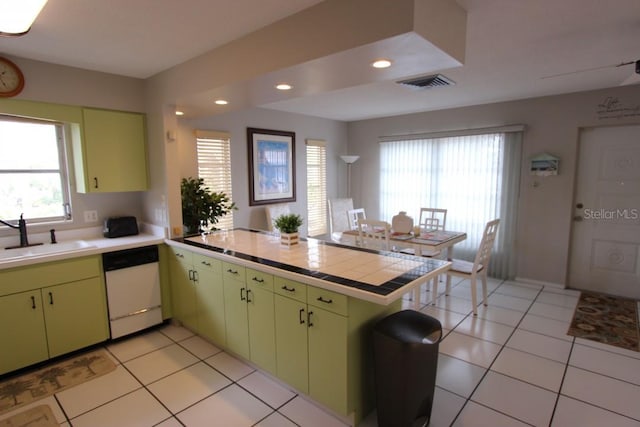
[0,350,116,416]
[0,405,57,427]
[567,292,640,352]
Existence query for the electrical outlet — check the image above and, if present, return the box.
[84,210,98,222]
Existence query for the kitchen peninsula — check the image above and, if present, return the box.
[166,228,449,424]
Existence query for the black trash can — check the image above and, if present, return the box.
[373,309,442,427]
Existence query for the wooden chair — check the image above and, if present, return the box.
[439,218,500,315]
[328,198,354,242]
[357,219,391,251]
[347,208,366,230]
[265,203,291,232]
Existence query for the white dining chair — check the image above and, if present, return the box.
[419,208,447,231]
[347,208,366,230]
[357,219,391,251]
[328,198,354,242]
[437,218,500,315]
[265,203,291,232]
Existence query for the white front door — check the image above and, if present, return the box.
[569,125,640,298]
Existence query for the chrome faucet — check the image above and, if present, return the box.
[0,213,30,247]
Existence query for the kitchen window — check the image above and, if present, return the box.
[306,139,327,236]
[196,130,234,230]
[0,115,71,224]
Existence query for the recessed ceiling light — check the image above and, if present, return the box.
[372,59,392,69]
[215,99,228,105]
[175,111,184,116]
[276,83,292,90]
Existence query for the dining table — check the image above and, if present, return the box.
[341,228,467,308]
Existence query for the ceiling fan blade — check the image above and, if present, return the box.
[541,60,636,80]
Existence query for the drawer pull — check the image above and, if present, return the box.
[299,308,305,324]
[252,277,264,283]
[281,285,296,293]
[227,269,238,275]
[307,311,314,327]
[31,296,36,309]
[317,296,333,304]
[176,253,184,258]
[201,261,211,266]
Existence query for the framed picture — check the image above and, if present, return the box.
[247,127,296,205]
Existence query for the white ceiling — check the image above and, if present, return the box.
[1,0,639,121]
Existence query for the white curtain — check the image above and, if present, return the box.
[380,130,522,279]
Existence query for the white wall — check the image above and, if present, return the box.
[347,84,640,286]
[177,108,348,236]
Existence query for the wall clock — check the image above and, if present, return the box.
[0,56,25,97]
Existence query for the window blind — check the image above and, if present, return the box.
[306,139,327,236]
[195,130,234,231]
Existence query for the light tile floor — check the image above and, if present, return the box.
[2,277,640,426]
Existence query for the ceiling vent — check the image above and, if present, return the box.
[397,74,455,89]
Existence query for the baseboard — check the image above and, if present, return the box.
[513,277,566,289]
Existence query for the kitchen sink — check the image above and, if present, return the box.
[0,240,96,261]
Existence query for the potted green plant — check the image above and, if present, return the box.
[181,177,236,235]
[273,213,303,246]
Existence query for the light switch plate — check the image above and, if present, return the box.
[84,210,98,222]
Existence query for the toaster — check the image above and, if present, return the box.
[103,216,139,238]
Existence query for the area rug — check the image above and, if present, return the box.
[0,350,116,415]
[0,405,57,427]
[567,292,639,352]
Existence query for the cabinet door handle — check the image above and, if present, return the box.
[246,289,253,303]
[192,270,199,282]
[299,308,305,324]
[307,311,314,327]
[31,296,36,309]
[281,285,296,293]
[48,292,54,305]
[317,296,333,304]
[252,276,264,283]
[240,287,246,301]
[188,269,194,280]
[93,177,99,189]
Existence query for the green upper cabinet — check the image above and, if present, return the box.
[75,108,148,193]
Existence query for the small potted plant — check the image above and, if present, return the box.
[181,177,236,235]
[273,213,303,246]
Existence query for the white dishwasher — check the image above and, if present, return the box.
[103,245,162,339]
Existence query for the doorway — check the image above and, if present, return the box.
[568,125,640,298]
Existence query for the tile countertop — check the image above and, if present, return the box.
[0,224,165,270]
[168,228,451,306]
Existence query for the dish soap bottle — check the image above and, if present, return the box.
[392,211,413,234]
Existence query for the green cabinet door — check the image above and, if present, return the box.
[308,307,348,416]
[247,284,276,375]
[79,108,148,192]
[223,278,249,359]
[274,294,309,393]
[0,291,48,375]
[169,256,198,331]
[43,277,109,358]
[195,265,226,346]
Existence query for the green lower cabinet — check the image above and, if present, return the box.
[0,290,48,374]
[195,265,226,345]
[169,254,198,331]
[308,306,348,416]
[247,284,276,375]
[43,277,109,358]
[274,294,309,393]
[223,278,250,360]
